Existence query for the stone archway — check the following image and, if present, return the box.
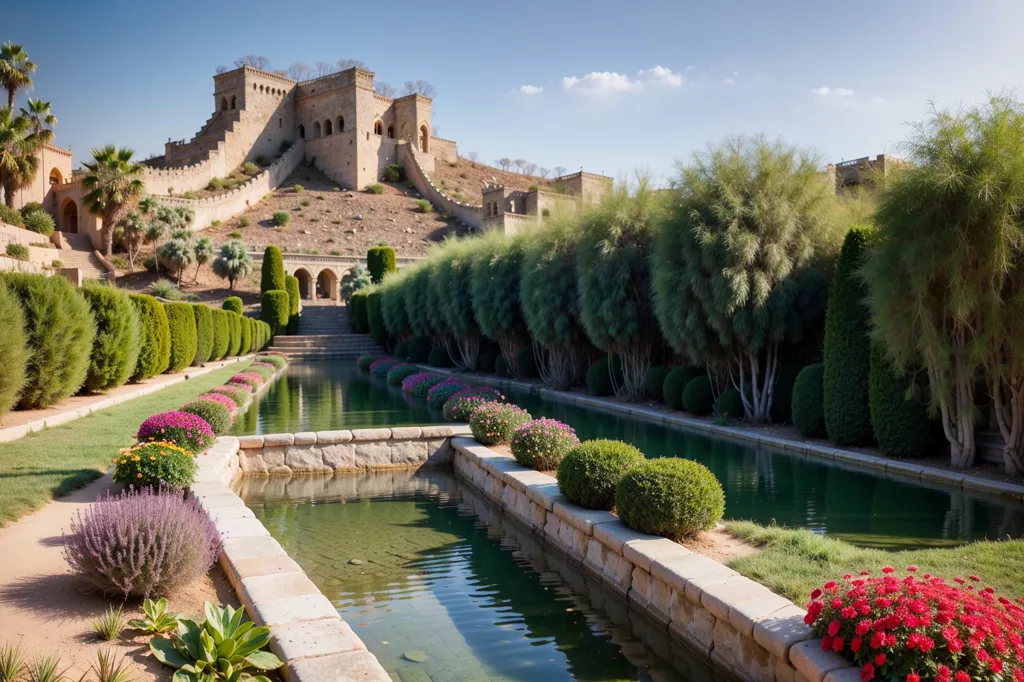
[49,167,63,185]
[60,197,78,233]
[419,125,429,153]
[316,268,339,301]
[294,267,313,300]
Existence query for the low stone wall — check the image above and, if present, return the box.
[451,437,851,682]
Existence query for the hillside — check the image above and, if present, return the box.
[429,157,557,204]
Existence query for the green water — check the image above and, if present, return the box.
[233,361,1024,548]
[242,470,720,682]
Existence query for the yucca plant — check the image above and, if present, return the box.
[93,604,125,642]
[0,641,26,682]
[150,602,283,682]
[24,654,68,682]
[91,649,134,682]
[128,597,180,635]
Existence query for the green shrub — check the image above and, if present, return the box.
[293,184,304,193]
[285,275,300,334]
[238,216,251,227]
[515,347,537,378]
[0,203,23,226]
[261,290,289,336]
[427,346,452,367]
[644,366,671,401]
[367,290,386,343]
[130,294,171,380]
[248,364,274,381]
[0,280,28,414]
[382,164,404,182]
[366,183,385,195]
[222,296,243,314]
[387,363,420,385]
[869,344,932,459]
[681,375,714,415]
[470,402,532,446]
[20,201,45,216]
[113,441,197,489]
[416,199,432,213]
[192,304,214,365]
[23,209,54,236]
[478,348,499,373]
[80,283,141,392]
[792,363,826,437]
[494,355,509,377]
[242,161,260,175]
[2,273,96,408]
[359,354,379,372]
[226,312,242,357]
[616,458,725,540]
[349,290,369,333]
[823,228,874,446]
[164,302,198,371]
[211,309,230,360]
[663,365,704,410]
[557,440,646,510]
[272,211,290,227]
[261,245,285,294]
[511,419,579,471]
[394,339,410,360]
[181,398,232,435]
[5,243,28,260]
[367,245,397,284]
[715,388,745,421]
[239,315,253,355]
[256,353,286,370]
[408,336,431,363]
[586,356,621,397]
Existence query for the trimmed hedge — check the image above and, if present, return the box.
[239,315,253,355]
[663,365,704,410]
[164,302,198,371]
[226,312,242,357]
[515,346,537,378]
[386,363,420,386]
[615,458,725,540]
[367,244,397,283]
[0,280,28,415]
[182,398,232,435]
[286,275,300,334]
[3,273,96,408]
[211,309,230,360]
[349,290,369,333]
[80,283,141,392]
[681,374,714,415]
[823,228,874,446]
[586,356,621,397]
[427,346,452,368]
[792,363,826,437]
[366,290,386,345]
[644,365,671,401]
[258,320,271,350]
[261,290,289,336]
[192,304,214,365]
[394,339,410,361]
[408,336,431,363]
[222,296,243,315]
[869,344,932,459]
[557,440,646,510]
[261,245,286,294]
[130,294,171,380]
[715,388,745,421]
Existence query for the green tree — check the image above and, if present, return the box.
[340,263,370,303]
[260,245,285,294]
[652,136,841,422]
[192,304,214,365]
[432,238,482,370]
[379,270,411,339]
[164,302,198,371]
[157,238,193,285]
[868,343,933,459]
[193,237,213,282]
[116,210,147,271]
[81,145,146,257]
[212,240,253,290]
[367,243,396,283]
[285,275,300,334]
[0,106,40,209]
[211,309,230,360]
[0,42,35,110]
[0,280,27,415]
[261,290,289,336]
[470,232,528,375]
[80,283,140,392]
[20,98,56,144]
[130,294,171,380]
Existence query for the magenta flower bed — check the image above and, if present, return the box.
[443,387,505,421]
[229,372,264,390]
[426,378,469,409]
[137,410,215,453]
[369,357,399,377]
[251,361,276,371]
[401,372,445,397]
[199,392,238,413]
[210,384,250,400]
[511,418,579,470]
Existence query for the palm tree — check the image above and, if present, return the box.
[0,43,36,109]
[0,106,40,208]
[20,98,55,144]
[212,240,253,290]
[193,237,213,282]
[81,145,146,257]
[157,238,193,285]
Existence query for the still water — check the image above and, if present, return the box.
[241,470,720,682]
[232,361,1024,548]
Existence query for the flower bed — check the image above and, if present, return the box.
[426,378,468,408]
[137,410,215,453]
[386,362,421,386]
[469,402,532,446]
[511,418,579,470]
[113,441,197,488]
[229,372,264,390]
[401,372,445,397]
[369,357,399,378]
[198,391,237,413]
[210,383,251,401]
[443,387,505,421]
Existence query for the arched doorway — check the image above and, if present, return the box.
[316,268,339,301]
[387,125,394,139]
[61,198,78,233]
[294,268,313,300]
[419,125,429,153]
[336,115,344,132]
[374,120,383,136]
[49,167,63,185]
[298,124,305,139]
[324,119,333,135]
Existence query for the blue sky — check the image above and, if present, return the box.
[7,0,1024,181]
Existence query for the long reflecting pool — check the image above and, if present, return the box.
[233,361,1024,548]
[241,470,720,682]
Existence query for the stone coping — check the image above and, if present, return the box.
[0,355,256,444]
[420,365,1024,503]
[449,436,843,682]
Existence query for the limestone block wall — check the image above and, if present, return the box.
[399,142,482,229]
[430,136,457,163]
[144,146,231,196]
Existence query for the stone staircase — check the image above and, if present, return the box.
[54,232,107,280]
[268,306,383,360]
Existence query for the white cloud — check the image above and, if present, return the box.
[721,77,736,85]
[637,65,683,88]
[562,71,639,94]
[811,86,855,97]
[518,84,543,95]
[686,65,696,71]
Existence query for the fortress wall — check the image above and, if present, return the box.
[304,132,359,190]
[400,142,481,229]
[144,144,230,196]
[430,136,457,163]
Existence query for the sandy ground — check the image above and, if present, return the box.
[0,472,238,681]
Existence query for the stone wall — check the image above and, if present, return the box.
[430,136,458,163]
[399,142,482,229]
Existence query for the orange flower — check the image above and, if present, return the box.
[136,473,143,478]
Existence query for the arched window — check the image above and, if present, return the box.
[294,268,313,299]
[374,120,383,136]
[61,198,78,233]
[49,167,63,185]
[230,95,236,109]
[419,125,429,153]
[387,125,394,139]
[253,83,257,91]
[298,124,306,139]
[336,116,344,132]
[324,119,333,135]
[313,121,322,138]
[220,97,228,111]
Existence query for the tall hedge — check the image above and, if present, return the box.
[349,290,368,333]
[3,273,96,408]
[164,302,198,371]
[286,275,300,334]
[239,315,253,355]
[367,244,397,284]
[227,312,242,357]
[469,234,527,372]
[80,283,141,392]
[792,363,826,437]
[261,290,289,336]
[869,344,932,459]
[258,320,271,349]
[212,308,230,360]
[130,294,171,380]
[261,245,286,294]
[222,296,243,315]
[366,289,386,345]
[823,228,874,446]
[0,281,28,414]
[192,304,214,365]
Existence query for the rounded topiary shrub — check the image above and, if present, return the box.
[226,313,242,357]
[192,304,214,365]
[247,364,275,382]
[401,372,445,397]
[367,244,397,284]
[260,245,285,294]
[255,353,287,370]
[644,365,671,402]
[792,363,826,437]
[349,290,369,333]
[615,458,725,540]
[80,283,140,393]
[715,388,745,422]
[494,355,509,377]
[681,374,714,415]
[387,362,420,385]
[182,398,233,435]
[222,296,243,315]
[211,309,230,360]
[369,357,399,378]
[586,356,622,397]
[261,290,289,336]
[443,387,505,421]
[663,365,704,410]
[358,354,379,372]
[427,346,452,368]
[394,339,410,361]
[426,379,467,409]
[511,419,579,471]
[869,344,931,459]
[130,294,171,380]
[63,487,220,598]
[0,281,28,415]
[366,290,387,345]
[515,346,537,378]
[408,336,431,363]
[137,410,216,453]
[113,440,197,489]
[557,440,645,510]
[470,402,532,445]
[198,391,237,413]
[3,273,96,408]
[477,348,499,373]
[239,313,253,355]
[164,302,198,372]
[210,384,249,403]
[229,372,263,391]
[285,275,300,334]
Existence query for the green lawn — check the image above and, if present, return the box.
[725,521,1024,603]
[0,362,249,527]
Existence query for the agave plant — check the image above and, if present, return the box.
[150,602,282,682]
[128,597,180,635]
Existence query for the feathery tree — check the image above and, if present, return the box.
[577,175,663,399]
[0,43,35,109]
[403,263,434,340]
[865,96,1024,472]
[286,63,310,81]
[81,145,146,256]
[432,238,482,369]
[194,237,213,282]
[158,238,193,284]
[115,210,146,271]
[340,264,370,303]
[0,106,40,208]
[20,98,55,143]
[379,270,411,339]
[652,136,841,421]
[470,231,528,375]
[212,240,253,290]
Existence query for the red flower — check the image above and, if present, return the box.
[825,581,838,591]
[828,620,841,637]
[874,654,887,667]
[861,663,875,682]
[882,567,895,574]
[936,665,951,682]
[907,566,918,573]
[855,620,872,636]
[833,637,845,653]
[822,636,834,651]
[811,588,823,600]
[851,637,863,653]
[907,674,920,682]
[955,672,970,682]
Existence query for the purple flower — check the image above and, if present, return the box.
[137,411,215,454]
